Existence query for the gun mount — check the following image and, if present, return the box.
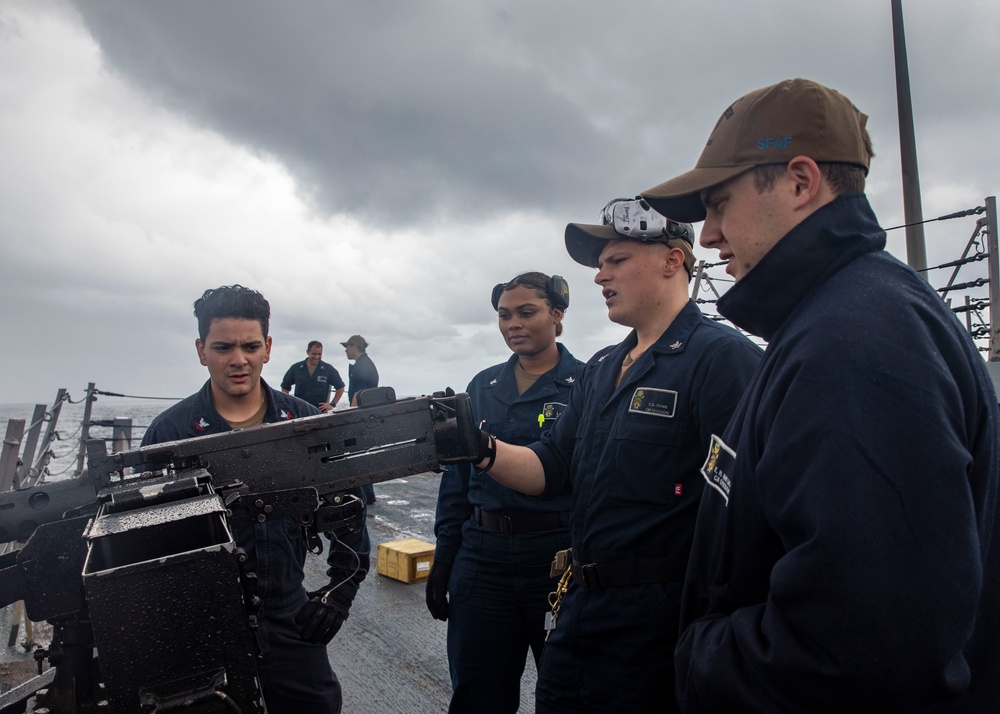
[0,388,478,713]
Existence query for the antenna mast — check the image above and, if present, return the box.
[891,0,928,275]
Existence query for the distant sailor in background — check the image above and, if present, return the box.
[342,333,380,504]
[281,340,345,412]
[142,284,369,714]
[429,271,583,714]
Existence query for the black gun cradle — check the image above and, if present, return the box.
[0,389,478,713]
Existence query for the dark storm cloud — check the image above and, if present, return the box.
[68,0,1000,236]
[69,1,622,225]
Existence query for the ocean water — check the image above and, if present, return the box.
[0,395,178,481]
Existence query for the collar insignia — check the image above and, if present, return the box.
[565,376,575,384]
[280,409,292,420]
[489,378,498,385]
[194,417,210,431]
[670,341,683,350]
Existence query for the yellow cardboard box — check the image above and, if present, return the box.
[376,538,435,583]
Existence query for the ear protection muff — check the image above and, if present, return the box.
[547,275,570,311]
[492,275,570,311]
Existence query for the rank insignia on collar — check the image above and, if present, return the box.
[489,379,497,385]
[280,409,292,420]
[565,377,575,384]
[194,417,210,432]
[670,341,683,350]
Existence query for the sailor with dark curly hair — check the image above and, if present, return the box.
[142,284,369,714]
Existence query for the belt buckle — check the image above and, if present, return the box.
[501,514,514,535]
[580,563,600,590]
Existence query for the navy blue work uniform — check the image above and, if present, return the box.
[141,379,371,714]
[348,352,380,503]
[280,359,345,408]
[526,301,761,713]
[676,195,1000,713]
[435,343,583,713]
[347,352,379,402]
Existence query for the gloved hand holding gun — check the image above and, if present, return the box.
[431,388,496,470]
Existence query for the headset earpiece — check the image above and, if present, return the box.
[547,275,569,310]
[491,283,506,311]
[491,275,570,312]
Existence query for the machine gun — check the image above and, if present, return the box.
[0,388,478,714]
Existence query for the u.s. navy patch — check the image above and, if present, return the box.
[628,387,678,418]
[701,434,736,505]
[542,402,567,420]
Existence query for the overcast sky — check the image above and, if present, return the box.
[1,0,997,406]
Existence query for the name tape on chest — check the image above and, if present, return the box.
[628,387,678,418]
[542,402,567,421]
[701,434,736,505]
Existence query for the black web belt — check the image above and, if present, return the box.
[474,507,568,535]
[571,555,689,591]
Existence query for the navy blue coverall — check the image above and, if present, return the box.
[527,301,761,713]
[141,378,371,714]
[434,343,583,713]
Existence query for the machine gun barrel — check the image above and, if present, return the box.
[1,389,477,544]
[89,394,440,493]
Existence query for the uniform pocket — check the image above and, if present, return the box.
[612,414,683,508]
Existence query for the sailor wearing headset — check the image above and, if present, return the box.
[429,270,584,713]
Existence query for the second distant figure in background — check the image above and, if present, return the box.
[281,341,345,412]
[343,334,380,504]
[428,272,584,714]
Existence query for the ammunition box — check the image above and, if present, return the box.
[376,538,435,583]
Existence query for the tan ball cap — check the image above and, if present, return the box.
[642,78,871,222]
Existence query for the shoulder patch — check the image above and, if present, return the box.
[701,434,736,505]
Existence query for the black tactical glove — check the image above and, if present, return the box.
[435,423,495,468]
[444,430,495,466]
[432,390,495,467]
[295,587,351,645]
[425,561,453,621]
